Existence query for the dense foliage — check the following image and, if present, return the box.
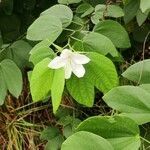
[0,0,150,149]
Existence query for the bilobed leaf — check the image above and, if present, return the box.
[103,86,150,124]
[94,20,131,48]
[66,75,94,107]
[27,15,62,41]
[86,52,119,93]
[8,40,32,68]
[41,4,73,28]
[140,0,150,13]
[30,58,54,101]
[124,0,140,23]
[58,0,81,4]
[77,116,141,150]
[51,68,65,113]
[83,32,118,57]
[29,40,55,65]
[0,59,22,98]
[122,59,150,84]
[61,131,114,150]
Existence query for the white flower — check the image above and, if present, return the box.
[48,49,90,79]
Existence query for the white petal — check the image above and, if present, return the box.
[64,62,72,79]
[71,62,85,78]
[48,56,66,69]
[72,53,90,64]
[60,49,72,58]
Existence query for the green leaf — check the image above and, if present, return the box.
[140,0,150,13]
[96,4,124,18]
[105,5,124,18]
[139,84,150,93]
[8,40,32,68]
[91,4,124,24]
[41,4,73,28]
[81,7,94,18]
[45,135,64,150]
[58,0,81,4]
[124,0,140,23]
[76,3,93,14]
[122,59,150,84]
[83,0,105,6]
[66,75,94,107]
[42,126,64,150]
[29,40,55,65]
[27,15,62,41]
[77,116,141,150]
[103,86,150,124]
[86,52,119,93]
[51,68,65,113]
[30,58,54,101]
[83,32,118,57]
[61,131,114,150]
[40,126,60,141]
[0,71,7,105]
[0,59,22,98]
[136,9,149,26]
[94,20,131,48]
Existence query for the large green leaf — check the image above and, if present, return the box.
[83,32,118,57]
[140,0,150,13]
[27,15,62,41]
[124,0,140,23]
[41,4,73,28]
[66,75,94,107]
[77,116,141,150]
[61,131,114,150]
[86,52,118,93]
[103,86,150,124]
[0,59,22,98]
[122,59,150,84]
[29,40,55,65]
[58,0,81,4]
[30,58,54,101]
[7,40,32,68]
[51,68,65,113]
[94,20,131,48]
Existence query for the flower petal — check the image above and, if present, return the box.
[71,62,85,78]
[60,49,72,58]
[48,56,66,69]
[64,62,72,79]
[72,53,90,64]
